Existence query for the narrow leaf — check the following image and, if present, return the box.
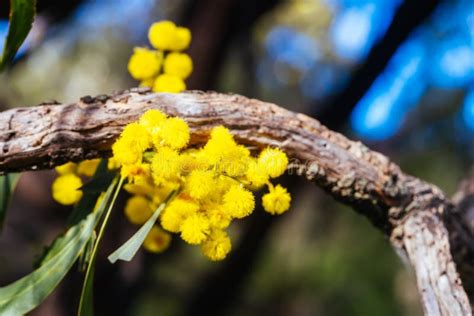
[0,173,20,233]
[68,159,112,226]
[108,203,166,264]
[78,177,124,316]
[81,167,116,194]
[78,267,94,316]
[0,0,37,70]
[0,178,118,316]
[35,160,114,268]
[78,232,96,273]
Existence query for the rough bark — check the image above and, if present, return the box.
[451,172,474,302]
[0,89,472,315]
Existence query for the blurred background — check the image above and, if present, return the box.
[0,0,473,315]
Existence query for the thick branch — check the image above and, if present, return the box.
[0,89,471,314]
[451,172,474,301]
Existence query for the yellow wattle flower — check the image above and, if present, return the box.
[257,147,288,178]
[160,198,199,233]
[223,185,255,219]
[163,52,193,79]
[169,27,192,51]
[124,183,155,196]
[201,230,232,261]
[55,162,77,175]
[139,109,167,135]
[120,123,151,151]
[148,21,178,51]
[151,147,181,184]
[143,226,171,253]
[156,117,190,149]
[77,159,100,177]
[245,159,269,189]
[140,77,155,88]
[121,163,151,184]
[128,47,162,80]
[124,196,153,225]
[185,170,215,200]
[153,74,186,93]
[52,174,83,205]
[112,122,151,166]
[206,206,232,230]
[180,214,210,245]
[262,184,291,215]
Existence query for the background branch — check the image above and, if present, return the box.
[316,0,440,129]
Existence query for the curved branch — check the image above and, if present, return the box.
[0,89,472,314]
[451,172,474,302]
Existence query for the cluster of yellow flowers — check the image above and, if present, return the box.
[52,20,191,209]
[128,21,193,93]
[51,159,101,205]
[111,109,291,261]
[51,20,291,261]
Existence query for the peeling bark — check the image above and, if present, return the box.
[451,172,474,303]
[0,89,472,315]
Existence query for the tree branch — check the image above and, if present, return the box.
[0,89,472,314]
[451,172,474,302]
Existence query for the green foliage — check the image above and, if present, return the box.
[0,210,100,315]
[107,199,168,264]
[0,0,37,71]
[0,173,20,233]
[34,160,114,268]
[0,172,118,315]
[78,177,124,316]
[68,159,115,226]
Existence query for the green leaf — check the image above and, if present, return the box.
[35,160,115,268]
[0,0,37,71]
[0,177,118,316]
[78,232,96,273]
[81,167,116,194]
[0,173,20,233]
[78,266,94,316]
[107,205,163,264]
[68,159,113,226]
[107,190,177,264]
[78,177,124,316]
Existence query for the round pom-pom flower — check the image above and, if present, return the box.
[169,27,191,51]
[155,117,190,149]
[128,47,162,80]
[143,226,171,253]
[112,123,151,166]
[180,214,210,245]
[139,109,167,135]
[262,184,291,215]
[258,148,288,178]
[160,198,199,233]
[245,159,269,189]
[55,162,77,175]
[148,21,177,50]
[164,52,193,79]
[153,74,186,93]
[52,174,83,205]
[151,147,181,183]
[223,185,255,219]
[77,159,100,177]
[201,230,231,261]
[185,170,215,199]
[125,196,153,225]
